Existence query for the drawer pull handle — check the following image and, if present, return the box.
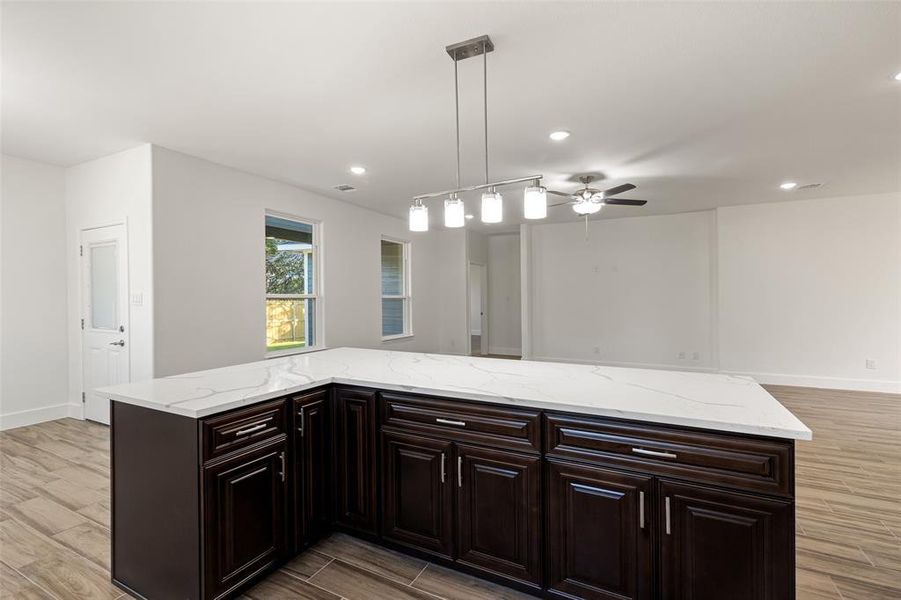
[632,447,677,459]
[440,452,446,483]
[235,422,268,436]
[639,491,645,529]
[665,497,672,535]
[436,418,466,427]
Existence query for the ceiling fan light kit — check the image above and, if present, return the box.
[408,35,646,232]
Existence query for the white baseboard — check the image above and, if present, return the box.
[0,403,72,431]
[487,346,521,357]
[722,371,901,394]
[68,403,84,420]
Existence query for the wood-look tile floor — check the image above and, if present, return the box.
[0,385,898,599]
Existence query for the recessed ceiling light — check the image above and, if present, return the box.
[780,182,798,190]
[465,214,474,220]
[549,130,571,141]
[894,71,901,81]
[350,166,366,175]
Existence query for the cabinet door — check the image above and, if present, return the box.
[203,440,287,600]
[334,387,378,534]
[293,390,331,551]
[456,444,541,588]
[546,459,652,600]
[659,479,793,600]
[382,431,454,558]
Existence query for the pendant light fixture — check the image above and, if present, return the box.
[409,35,545,231]
[409,199,429,231]
[523,181,547,219]
[444,194,465,228]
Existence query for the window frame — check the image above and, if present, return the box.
[264,211,324,358]
[380,236,413,341]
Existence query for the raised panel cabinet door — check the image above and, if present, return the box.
[203,440,288,600]
[456,444,542,588]
[334,387,378,534]
[546,459,653,600]
[293,390,331,550]
[658,479,793,600]
[382,430,454,558]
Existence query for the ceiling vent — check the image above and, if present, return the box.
[797,183,823,190]
[333,184,356,192]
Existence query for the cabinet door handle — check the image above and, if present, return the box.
[632,447,678,459]
[665,496,671,535]
[457,456,463,488]
[436,418,466,427]
[639,491,645,529]
[235,422,268,437]
[440,452,446,483]
[278,451,286,483]
[298,411,304,437]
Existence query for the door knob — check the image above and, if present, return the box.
[109,340,125,347]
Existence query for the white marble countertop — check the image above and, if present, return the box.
[96,347,812,440]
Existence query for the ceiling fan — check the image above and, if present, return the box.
[548,175,648,215]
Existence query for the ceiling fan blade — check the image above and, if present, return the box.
[601,183,637,197]
[547,189,573,198]
[548,200,574,208]
[604,198,647,206]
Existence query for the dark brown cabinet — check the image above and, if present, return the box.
[658,479,793,600]
[203,440,288,600]
[334,387,378,534]
[292,390,331,551]
[546,458,652,600]
[112,386,797,600]
[456,444,542,588]
[381,430,454,558]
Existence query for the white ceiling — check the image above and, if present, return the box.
[3,1,900,231]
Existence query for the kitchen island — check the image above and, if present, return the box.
[100,347,811,600]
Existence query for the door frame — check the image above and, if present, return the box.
[79,220,130,422]
[467,261,488,356]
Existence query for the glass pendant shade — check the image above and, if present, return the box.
[409,202,429,232]
[481,191,503,223]
[523,185,547,219]
[573,199,602,215]
[444,196,465,228]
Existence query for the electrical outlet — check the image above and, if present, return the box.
[865,359,877,370]
[678,352,686,360]
[592,346,600,354]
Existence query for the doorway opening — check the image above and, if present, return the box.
[468,262,487,356]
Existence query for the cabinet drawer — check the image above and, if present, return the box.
[381,392,540,453]
[545,413,793,497]
[202,399,286,461]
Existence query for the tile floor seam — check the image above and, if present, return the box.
[3,558,64,600]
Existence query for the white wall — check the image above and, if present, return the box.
[523,194,901,392]
[487,233,521,356]
[436,229,468,355]
[718,193,900,391]
[151,147,445,375]
[65,145,155,413]
[530,211,715,369]
[0,156,70,429]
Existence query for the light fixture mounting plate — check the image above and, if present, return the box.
[446,35,494,61]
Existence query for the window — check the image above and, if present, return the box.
[265,215,319,353]
[381,238,411,339]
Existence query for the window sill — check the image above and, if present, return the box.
[382,333,415,343]
[264,345,327,360]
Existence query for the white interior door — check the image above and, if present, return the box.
[81,224,129,424]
